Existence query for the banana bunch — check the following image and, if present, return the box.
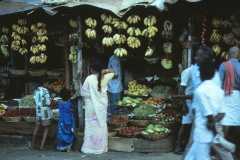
[0,35,8,43]
[212,45,221,55]
[221,52,229,60]
[19,48,28,55]
[163,42,172,54]
[127,15,141,24]
[11,40,20,51]
[145,47,153,57]
[85,28,96,39]
[85,18,97,28]
[31,24,38,33]
[113,34,126,44]
[127,27,141,36]
[30,54,47,64]
[162,30,174,39]
[1,44,9,58]
[21,39,27,45]
[102,37,114,46]
[101,14,113,24]
[1,27,9,34]
[30,45,39,54]
[37,22,46,28]
[38,44,46,51]
[222,34,227,42]
[39,54,47,63]
[32,36,37,43]
[102,25,112,34]
[210,29,222,43]
[69,45,79,64]
[37,29,47,36]
[127,37,141,48]
[11,32,21,40]
[221,20,232,28]
[144,16,157,26]
[114,48,127,57]
[69,33,79,43]
[18,19,27,26]
[161,59,172,69]
[69,19,78,28]
[212,18,223,28]
[164,20,173,31]
[12,24,19,31]
[142,26,158,38]
[16,26,28,34]
[112,19,128,29]
[37,36,48,43]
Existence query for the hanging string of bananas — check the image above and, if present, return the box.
[212,18,223,28]
[210,29,222,43]
[145,47,153,57]
[161,20,174,40]
[69,19,80,64]
[112,18,128,30]
[85,18,97,39]
[161,58,172,69]
[11,18,28,55]
[163,42,172,54]
[0,27,9,58]
[101,14,115,48]
[29,22,48,64]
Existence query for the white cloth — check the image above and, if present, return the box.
[182,100,192,124]
[221,90,240,126]
[193,80,225,143]
[184,141,211,160]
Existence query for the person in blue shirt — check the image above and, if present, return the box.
[107,54,123,114]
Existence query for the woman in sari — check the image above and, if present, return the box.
[57,88,77,152]
[81,60,115,154]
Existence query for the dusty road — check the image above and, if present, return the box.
[0,144,181,160]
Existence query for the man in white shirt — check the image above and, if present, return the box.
[185,59,225,160]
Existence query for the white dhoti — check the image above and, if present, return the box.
[184,141,211,160]
[221,90,240,126]
[182,100,193,124]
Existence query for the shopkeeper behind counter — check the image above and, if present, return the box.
[107,54,123,115]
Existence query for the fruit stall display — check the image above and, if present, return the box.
[48,80,65,93]
[19,95,35,108]
[125,80,151,97]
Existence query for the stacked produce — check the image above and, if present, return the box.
[2,108,22,117]
[0,104,6,115]
[113,108,132,115]
[50,101,58,109]
[117,96,143,107]
[11,19,28,54]
[133,104,156,117]
[151,85,171,99]
[48,80,65,92]
[22,108,36,117]
[141,124,170,135]
[69,19,80,64]
[108,115,128,123]
[125,80,151,96]
[6,99,19,106]
[85,18,97,39]
[19,95,35,108]
[118,126,142,135]
[143,97,165,106]
[0,26,9,57]
[151,109,181,124]
[201,12,207,45]
[29,22,48,64]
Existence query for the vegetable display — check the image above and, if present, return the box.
[133,104,156,116]
[151,109,181,124]
[22,108,36,117]
[3,108,22,117]
[19,95,35,108]
[143,97,165,105]
[151,85,171,94]
[117,96,143,107]
[141,124,170,135]
[108,116,128,123]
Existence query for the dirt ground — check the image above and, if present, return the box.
[0,144,181,160]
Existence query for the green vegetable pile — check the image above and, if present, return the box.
[151,85,171,94]
[19,95,35,108]
[133,104,156,116]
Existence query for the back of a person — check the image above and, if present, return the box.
[58,101,72,121]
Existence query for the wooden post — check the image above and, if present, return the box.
[63,16,71,89]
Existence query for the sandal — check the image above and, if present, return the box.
[174,148,183,155]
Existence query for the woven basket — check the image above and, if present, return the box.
[28,70,45,76]
[46,71,62,77]
[112,114,129,120]
[7,106,19,110]
[141,132,169,141]
[9,69,28,75]
[150,93,169,99]
[134,116,152,120]
[144,57,159,64]
[128,119,150,128]
[108,132,117,138]
[23,117,36,122]
[160,122,176,129]
[118,131,141,138]
[107,122,128,128]
[2,116,22,122]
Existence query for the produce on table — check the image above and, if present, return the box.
[165,101,182,108]
[133,104,156,116]
[113,108,132,115]
[125,80,151,96]
[141,124,170,135]
[108,128,116,132]
[19,95,35,108]
[3,108,22,117]
[22,108,36,117]
[50,101,58,109]
[0,104,6,115]
[118,126,142,135]
[117,96,143,107]
[144,97,165,106]
[48,80,65,90]
[108,115,128,123]
[6,99,19,106]
[151,109,181,124]
[151,85,171,94]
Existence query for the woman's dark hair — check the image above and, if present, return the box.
[60,88,71,101]
[38,75,49,86]
[90,59,102,92]
[199,61,215,81]
[198,46,214,62]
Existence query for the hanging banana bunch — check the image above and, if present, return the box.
[212,44,221,56]
[102,25,112,34]
[101,14,113,24]
[221,51,229,60]
[114,48,127,57]
[143,16,156,26]
[1,27,9,34]
[212,18,223,28]
[113,34,126,44]
[127,37,141,48]
[210,29,222,43]
[161,58,172,69]
[85,18,97,39]
[142,26,158,38]
[161,20,174,40]
[127,27,141,36]
[85,18,97,28]
[163,42,172,54]
[112,19,128,29]
[145,47,153,57]
[102,37,114,47]
[0,27,9,58]
[69,19,78,28]
[127,15,141,24]
[68,45,79,64]
[0,44,9,58]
